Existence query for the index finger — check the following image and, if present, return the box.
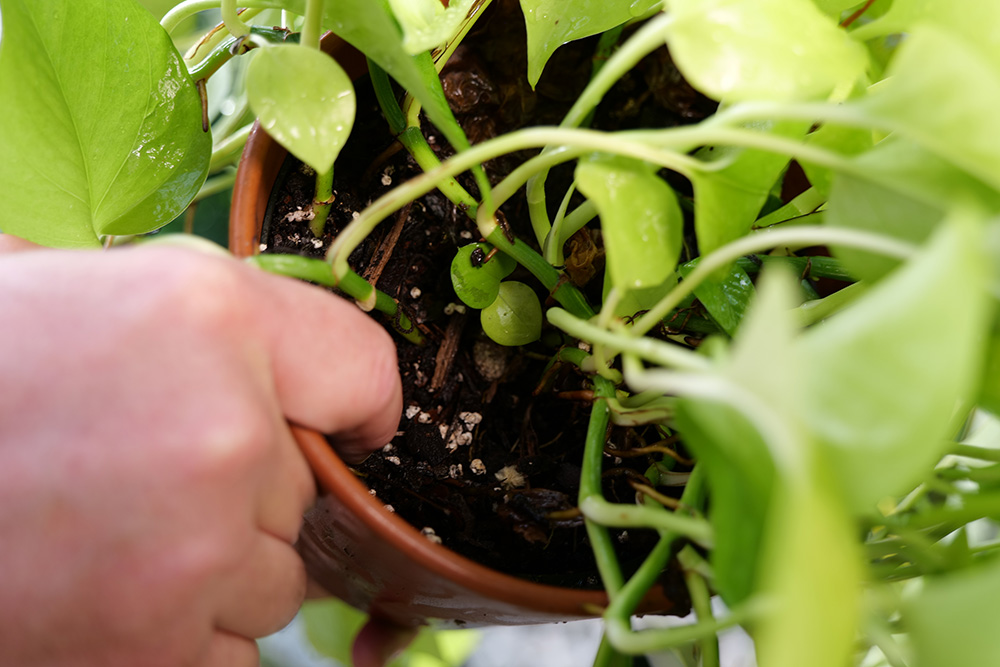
[243,264,403,463]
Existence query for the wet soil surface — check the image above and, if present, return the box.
[261,0,713,592]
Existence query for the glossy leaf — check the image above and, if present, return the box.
[858,27,1000,191]
[0,0,211,247]
[247,44,356,174]
[797,215,992,512]
[664,0,867,101]
[388,0,476,54]
[255,0,474,163]
[576,155,682,290]
[519,0,660,87]
[481,281,543,346]
[905,558,1000,667]
[450,243,517,309]
[691,120,808,254]
[679,259,754,336]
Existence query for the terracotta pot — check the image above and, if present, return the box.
[230,36,680,628]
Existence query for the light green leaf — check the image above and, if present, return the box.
[905,557,1000,667]
[576,155,682,290]
[754,474,862,667]
[797,214,993,511]
[0,0,211,247]
[691,120,809,254]
[810,0,864,16]
[664,0,868,102]
[847,137,1000,215]
[519,0,660,87]
[851,0,1000,70]
[799,122,873,198]
[674,268,800,604]
[825,173,943,282]
[247,44,355,174]
[301,598,366,663]
[858,27,1000,191]
[255,0,473,163]
[481,281,543,346]
[136,0,180,19]
[388,0,475,55]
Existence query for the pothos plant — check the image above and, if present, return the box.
[5,0,1000,666]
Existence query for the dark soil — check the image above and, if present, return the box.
[261,0,714,593]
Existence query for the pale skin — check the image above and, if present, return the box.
[0,236,409,666]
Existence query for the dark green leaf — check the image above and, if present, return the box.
[680,259,754,336]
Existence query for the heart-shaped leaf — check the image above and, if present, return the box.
[519,0,660,87]
[481,281,543,346]
[0,0,211,247]
[451,243,517,309]
[247,44,356,175]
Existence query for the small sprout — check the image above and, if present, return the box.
[481,281,543,347]
[495,465,526,490]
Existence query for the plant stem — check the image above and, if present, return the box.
[220,0,251,38]
[247,254,425,344]
[952,443,1000,463]
[209,123,253,172]
[582,375,627,595]
[311,167,335,238]
[301,0,324,50]
[194,168,238,201]
[547,309,709,372]
[679,546,720,667]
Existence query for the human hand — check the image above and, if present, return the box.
[0,238,402,666]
